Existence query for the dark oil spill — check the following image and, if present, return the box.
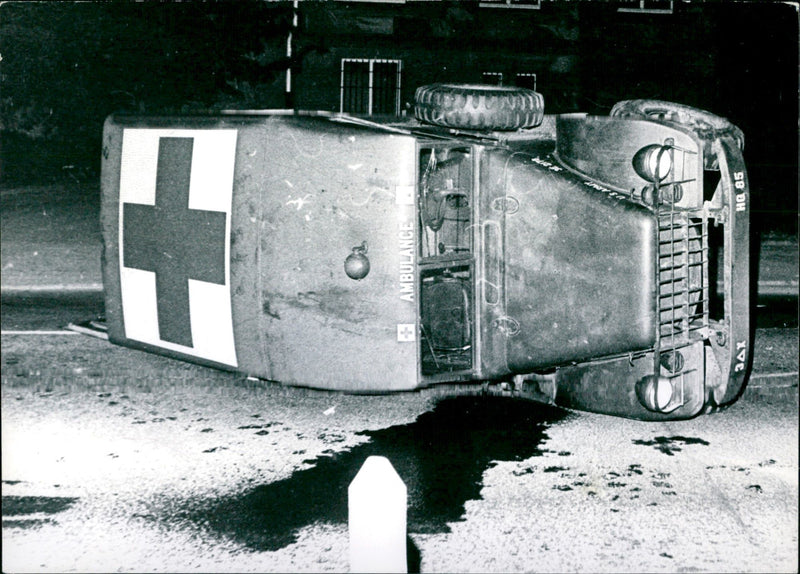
[2,495,79,529]
[169,396,567,552]
[632,435,710,456]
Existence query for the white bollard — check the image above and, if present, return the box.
[349,456,407,573]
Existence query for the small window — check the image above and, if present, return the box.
[420,265,472,375]
[418,144,475,377]
[515,73,537,91]
[340,59,402,115]
[418,146,473,259]
[482,72,503,86]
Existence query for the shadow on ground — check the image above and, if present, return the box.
[166,396,569,551]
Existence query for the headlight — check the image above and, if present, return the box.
[635,374,683,413]
[633,144,673,182]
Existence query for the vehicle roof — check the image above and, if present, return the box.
[109,108,559,147]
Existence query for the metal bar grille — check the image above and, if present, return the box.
[372,61,401,115]
[482,72,503,86]
[654,207,707,411]
[515,73,537,91]
[341,60,370,114]
[340,59,402,115]
[656,211,708,353]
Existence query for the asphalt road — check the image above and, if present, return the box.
[1,301,798,572]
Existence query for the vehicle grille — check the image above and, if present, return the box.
[657,210,709,351]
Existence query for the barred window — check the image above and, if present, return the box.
[482,72,503,86]
[340,59,402,115]
[515,73,537,91]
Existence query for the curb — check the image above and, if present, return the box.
[743,372,799,402]
[1,281,796,298]
[1,284,104,300]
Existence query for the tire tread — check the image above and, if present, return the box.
[414,84,544,131]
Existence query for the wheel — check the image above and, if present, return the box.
[610,99,744,170]
[414,84,544,131]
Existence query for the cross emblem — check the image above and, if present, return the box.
[122,137,227,347]
[397,323,416,342]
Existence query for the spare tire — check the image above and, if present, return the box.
[610,99,744,170]
[414,84,544,131]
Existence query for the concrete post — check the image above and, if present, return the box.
[348,456,407,573]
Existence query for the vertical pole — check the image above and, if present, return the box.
[367,61,374,116]
[349,456,407,573]
[396,60,402,116]
[340,60,346,113]
[285,0,298,110]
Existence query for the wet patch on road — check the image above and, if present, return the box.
[705,458,785,496]
[160,396,568,551]
[2,495,79,529]
[632,435,710,455]
[512,461,687,509]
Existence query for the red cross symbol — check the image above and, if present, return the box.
[122,137,227,347]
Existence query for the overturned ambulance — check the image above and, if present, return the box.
[100,84,750,420]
